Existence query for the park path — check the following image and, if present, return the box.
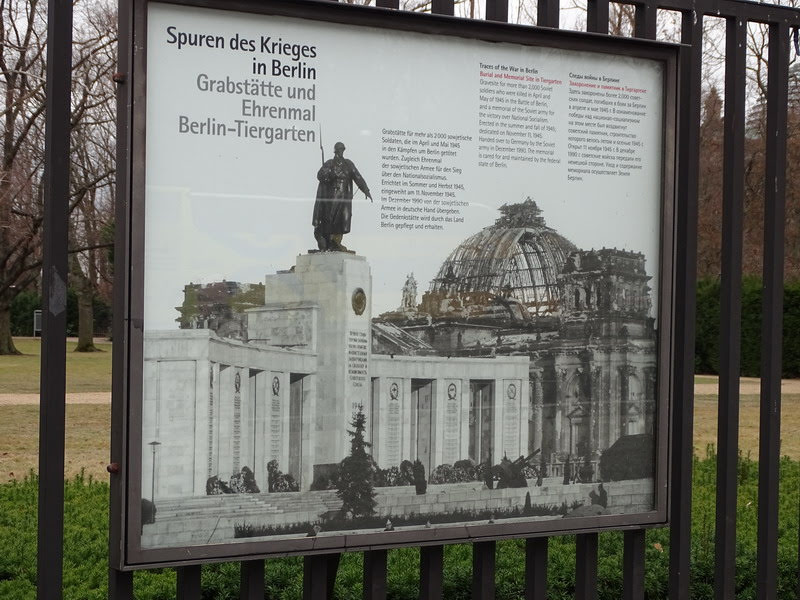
[694,377,800,395]
[1,378,799,407]
[0,392,110,406]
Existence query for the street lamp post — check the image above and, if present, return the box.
[148,441,161,504]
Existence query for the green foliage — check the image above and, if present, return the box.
[9,289,112,338]
[9,291,40,337]
[336,406,377,518]
[695,276,800,378]
[2,454,800,599]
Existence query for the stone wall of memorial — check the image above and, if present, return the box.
[369,354,530,472]
[142,330,318,499]
[372,478,653,518]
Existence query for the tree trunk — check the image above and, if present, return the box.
[0,302,20,355]
[75,289,98,352]
[71,255,98,353]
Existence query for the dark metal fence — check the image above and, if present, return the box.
[36,0,799,597]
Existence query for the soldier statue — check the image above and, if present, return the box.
[312,141,372,252]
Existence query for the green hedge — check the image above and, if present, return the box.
[9,290,111,338]
[695,277,800,378]
[2,456,799,599]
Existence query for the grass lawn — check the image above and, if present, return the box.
[1,340,800,482]
[2,342,800,598]
[0,338,112,394]
[0,404,110,484]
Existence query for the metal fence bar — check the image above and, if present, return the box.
[363,550,387,600]
[431,0,455,16]
[420,545,444,600]
[303,554,340,600]
[575,533,599,600]
[714,15,747,600]
[634,1,658,39]
[586,0,610,33]
[668,11,703,600]
[37,1,73,598]
[525,537,548,600]
[537,0,561,27]
[240,560,264,599]
[177,565,202,599]
[623,530,646,600]
[108,568,134,599]
[472,541,496,600]
[757,21,789,600]
[652,0,800,23]
[486,0,509,22]
[376,0,399,9]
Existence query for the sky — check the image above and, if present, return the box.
[143,2,668,330]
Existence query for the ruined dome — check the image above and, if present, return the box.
[428,199,576,316]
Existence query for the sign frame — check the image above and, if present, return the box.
[112,0,680,569]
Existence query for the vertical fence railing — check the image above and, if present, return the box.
[669,7,703,599]
[38,0,73,598]
[89,0,799,598]
[757,20,789,600]
[715,14,746,600]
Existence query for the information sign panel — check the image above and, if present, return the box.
[116,0,678,567]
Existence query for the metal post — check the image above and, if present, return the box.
[37,0,73,598]
[669,15,703,600]
[303,553,340,600]
[575,533,598,600]
[239,560,265,600]
[472,541,495,600]
[525,537,547,600]
[757,21,789,600]
[420,545,444,600]
[177,565,202,599]
[714,16,746,600]
[363,550,387,600]
[149,440,161,504]
[623,530,645,600]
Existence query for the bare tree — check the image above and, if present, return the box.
[68,0,117,352]
[0,0,117,354]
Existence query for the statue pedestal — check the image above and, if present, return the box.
[255,251,373,468]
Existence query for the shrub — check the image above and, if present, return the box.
[10,291,40,336]
[399,460,415,484]
[336,406,377,517]
[599,434,654,481]
[412,459,427,495]
[695,276,800,378]
[267,460,299,493]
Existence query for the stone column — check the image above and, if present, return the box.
[529,369,544,455]
[590,365,602,454]
[555,367,569,454]
[502,379,521,459]
[193,359,212,496]
[459,378,470,461]
[644,366,656,434]
[218,365,234,480]
[263,252,372,467]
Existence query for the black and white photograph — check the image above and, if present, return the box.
[132,1,673,556]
